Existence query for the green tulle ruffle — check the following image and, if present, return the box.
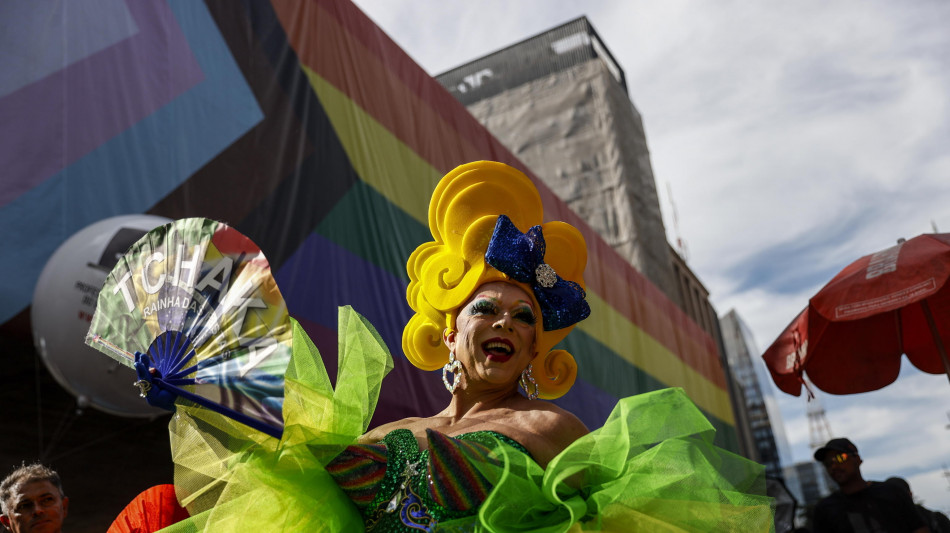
[159,306,773,532]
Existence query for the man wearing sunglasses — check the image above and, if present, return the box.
[812,438,929,532]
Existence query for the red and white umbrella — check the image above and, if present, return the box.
[762,233,950,396]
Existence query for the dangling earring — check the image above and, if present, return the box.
[519,363,539,400]
[442,351,461,393]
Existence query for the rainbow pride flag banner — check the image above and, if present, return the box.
[2,0,738,450]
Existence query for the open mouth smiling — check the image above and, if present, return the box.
[482,338,514,362]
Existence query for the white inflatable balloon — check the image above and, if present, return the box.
[31,215,173,418]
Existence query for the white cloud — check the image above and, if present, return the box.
[907,467,950,511]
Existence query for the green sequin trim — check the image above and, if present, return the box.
[456,430,530,456]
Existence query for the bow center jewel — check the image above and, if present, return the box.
[535,263,558,288]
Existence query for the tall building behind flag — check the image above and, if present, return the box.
[434,15,754,457]
[435,17,679,306]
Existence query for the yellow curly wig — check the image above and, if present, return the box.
[401,161,589,399]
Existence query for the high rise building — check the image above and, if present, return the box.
[721,310,807,528]
[435,15,758,459]
[436,17,735,356]
[720,310,796,481]
[794,460,834,507]
[435,17,679,306]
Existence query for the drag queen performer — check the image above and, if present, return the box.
[132,162,773,532]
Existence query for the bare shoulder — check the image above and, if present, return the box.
[524,401,589,443]
[502,400,589,466]
[358,416,424,444]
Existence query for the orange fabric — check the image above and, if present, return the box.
[109,484,189,533]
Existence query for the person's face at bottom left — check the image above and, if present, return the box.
[0,480,69,533]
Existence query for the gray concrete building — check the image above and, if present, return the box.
[436,17,679,307]
[436,17,763,463]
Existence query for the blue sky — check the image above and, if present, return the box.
[352,0,950,513]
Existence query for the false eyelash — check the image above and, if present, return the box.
[470,300,497,315]
[514,309,537,326]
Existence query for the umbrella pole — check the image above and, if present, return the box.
[920,300,950,385]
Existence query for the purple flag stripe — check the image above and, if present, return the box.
[282,233,618,429]
[276,232,412,345]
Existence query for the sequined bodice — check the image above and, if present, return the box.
[326,428,530,532]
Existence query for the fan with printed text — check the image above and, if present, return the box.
[85,218,291,438]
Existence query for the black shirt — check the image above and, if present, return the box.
[813,481,927,533]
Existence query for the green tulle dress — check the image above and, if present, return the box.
[158,307,774,532]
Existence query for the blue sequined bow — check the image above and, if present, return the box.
[485,215,591,330]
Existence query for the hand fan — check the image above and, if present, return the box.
[85,218,291,438]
